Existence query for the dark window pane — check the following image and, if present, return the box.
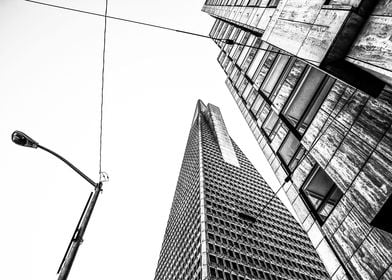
[262,111,279,135]
[273,59,306,111]
[256,103,270,127]
[318,187,343,220]
[297,77,335,134]
[302,167,343,222]
[251,95,263,115]
[284,68,325,127]
[268,0,281,6]
[246,88,258,109]
[288,145,305,171]
[278,132,300,166]
[254,51,278,89]
[262,54,290,96]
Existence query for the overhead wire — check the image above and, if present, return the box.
[25,0,306,220]
[24,0,320,62]
[99,0,109,177]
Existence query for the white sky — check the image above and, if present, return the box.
[0,1,296,279]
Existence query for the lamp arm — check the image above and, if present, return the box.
[37,144,98,187]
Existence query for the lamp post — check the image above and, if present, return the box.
[11,130,103,280]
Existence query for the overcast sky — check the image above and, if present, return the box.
[0,1,295,279]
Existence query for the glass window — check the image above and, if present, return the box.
[237,35,254,66]
[272,59,307,112]
[242,84,252,100]
[254,51,278,90]
[268,0,281,7]
[262,110,279,136]
[288,145,305,171]
[277,132,305,171]
[283,67,325,128]
[278,132,300,165]
[235,75,245,89]
[251,95,263,115]
[246,88,257,109]
[301,167,343,223]
[247,47,267,79]
[256,103,270,127]
[261,54,290,96]
[270,121,288,152]
[297,77,335,134]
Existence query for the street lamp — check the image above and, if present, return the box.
[12,130,103,280]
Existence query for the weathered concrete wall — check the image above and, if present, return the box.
[346,0,392,86]
[210,17,392,280]
[205,0,392,275]
[201,1,277,34]
[297,83,392,280]
[261,0,358,65]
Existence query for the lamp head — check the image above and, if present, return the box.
[12,131,39,148]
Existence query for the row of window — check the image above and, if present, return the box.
[206,206,318,261]
[206,201,310,246]
[205,182,297,229]
[204,0,281,8]
[213,19,346,225]
[208,242,324,275]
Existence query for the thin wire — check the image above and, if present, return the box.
[26,0,317,213]
[257,182,287,220]
[99,0,109,176]
[25,0,211,39]
[24,0,320,63]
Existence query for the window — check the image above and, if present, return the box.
[301,166,343,223]
[268,0,281,7]
[261,54,290,96]
[217,270,224,279]
[254,51,278,90]
[241,84,252,100]
[237,35,254,66]
[282,67,334,134]
[262,110,279,136]
[278,132,305,171]
[371,194,392,234]
[283,68,325,127]
[251,95,263,116]
[278,133,299,164]
[245,88,257,109]
[247,43,269,79]
[210,268,217,278]
[272,59,307,111]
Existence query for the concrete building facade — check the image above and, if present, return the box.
[202,1,392,280]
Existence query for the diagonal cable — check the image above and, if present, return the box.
[24,0,321,63]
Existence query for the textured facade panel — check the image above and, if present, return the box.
[346,151,392,221]
[348,229,392,280]
[206,104,240,167]
[347,14,392,85]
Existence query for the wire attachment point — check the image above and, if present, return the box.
[100,172,109,182]
[223,39,235,45]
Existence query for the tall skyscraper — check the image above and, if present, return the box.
[201,1,392,280]
[154,100,330,280]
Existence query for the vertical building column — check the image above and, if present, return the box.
[198,114,208,280]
